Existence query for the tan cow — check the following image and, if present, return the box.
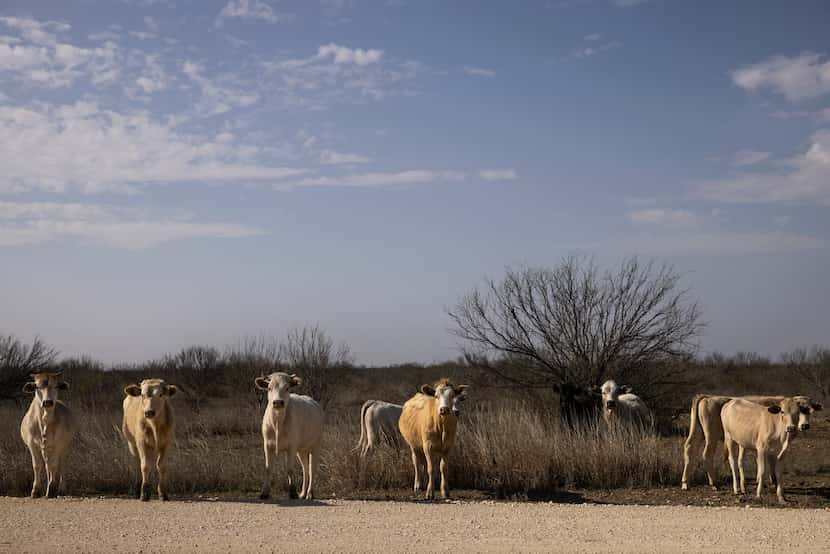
[122,379,178,501]
[255,372,323,500]
[20,372,75,498]
[399,379,469,500]
[680,394,820,490]
[722,396,822,503]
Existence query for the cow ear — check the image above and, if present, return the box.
[767,405,782,414]
[420,385,436,396]
[255,377,270,390]
[165,384,178,397]
[23,382,36,393]
[289,374,302,388]
[455,385,469,398]
[57,381,69,391]
[811,402,823,412]
[620,385,632,394]
[125,384,141,397]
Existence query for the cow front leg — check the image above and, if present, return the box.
[306,446,319,501]
[139,449,153,501]
[737,446,746,494]
[774,457,786,504]
[410,447,422,492]
[297,451,309,499]
[44,449,59,499]
[157,447,169,501]
[260,434,275,499]
[725,439,739,495]
[29,447,44,498]
[285,449,298,499]
[439,454,449,499]
[424,446,437,500]
[755,449,766,499]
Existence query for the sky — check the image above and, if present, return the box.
[1,0,830,366]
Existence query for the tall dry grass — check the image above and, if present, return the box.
[0,398,682,498]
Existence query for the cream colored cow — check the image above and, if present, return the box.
[599,380,651,427]
[122,379,178,501]
[20,372,75,498]
[255,372,323,500]
[680,394,820,491]
[399,379,469,500]
[722,396,821,503]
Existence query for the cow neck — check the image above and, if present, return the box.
[434,407,457,437]
[272,398,291,436]
[34,399,52,440]
[145,402,170,446]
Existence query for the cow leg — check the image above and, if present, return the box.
[767,454,778,488]
[424,445,437,500]
[774,457,786,504]
[737,445,746,494]
[260,433,276,499]
[298,451,309,499]
[285,449,298,499]
[439,454,449,499]
[139,448,154,501]
[725,439,739,495]
[157,447,169,501]
[410,447,423,492]
[130,451,142,498]
[44,449,59,499]
[701,439,718,490]
[681,429,701,491]
[29,447,44,498]
[306,446,320,501]
[755,448,766,499]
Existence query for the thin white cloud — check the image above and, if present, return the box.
[732,52,830,102]
[182,60,259,115]
[0,200,263,249]
[627,208,700,229]
[573,41,621,59]
[0,102,306,194]
[731,149,771,167]
[317,43,383,66]
[701,129,830,204]
[319,149,370,165]
[479,169,517,181]
[584,33,601,41]
[215,0,291,27]
[293,170,467,188]
[464,66,496,78]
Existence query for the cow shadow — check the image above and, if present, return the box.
[181,496,331,507]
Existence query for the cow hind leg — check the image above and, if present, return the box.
[409,447,423,492]
[44,450,59,499]
[260,436,275,499]
[701,439,719,490]
[306,446,320,501]
[157,447,169,501]
[424,446,438,500]
[737,445,746,494]
[725,439,739,495]
[298,450,309,499]
[28,447,44,498]
[755,449,766,499]
[285,450,298,499]
[774,456,786,504]
[439,454,449,499]
[681,430,701,491]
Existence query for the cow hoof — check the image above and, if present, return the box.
[259,492,271,500]
[30,491,42,499]
[289,489,299,500]
[305,493,313,501]
[160,494,169,502]
[681,483,688,491]
[140,493,150,502]
[46,490,57,499]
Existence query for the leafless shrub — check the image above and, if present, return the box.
[782,347,830,401]
[280,324,354,409]
[0,334,58,402]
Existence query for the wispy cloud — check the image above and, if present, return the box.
[731,149,771,167]
[627,208,700,229]
[732,52,830,102]
[292,170,467,188]
[0,201,263,249]
[464,66,496,78]
[182,60,259,115]
[215,0,292,28]
[319,150,370,165]
[479,169,517,181]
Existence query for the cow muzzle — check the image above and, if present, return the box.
[439,407,450,416]
[605,400,616,409]
[41,400,54,408]
[800,423,810,431]
[272,400,285,409]
[144,410,156,419]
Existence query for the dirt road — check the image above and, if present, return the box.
[1,496,827,552]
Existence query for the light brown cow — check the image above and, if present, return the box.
[122,379,178,501]
[255,372,323,500]
[680,394,820,490]
[398,379,469,500]
[20,372,76,498]
[722,397,822,503]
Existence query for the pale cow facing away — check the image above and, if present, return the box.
[21,372,76,498]
[256,372,324,500]
[122,379,178,501]
[357,396,466,457]
[399,379,469,499]
[681,394,821,491]
[599,380,651,427]
[722,397,822,503]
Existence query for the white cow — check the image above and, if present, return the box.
[599,380,651,427]
[20,372,75,498]
[255,372,324,500]
[722,396,821,503]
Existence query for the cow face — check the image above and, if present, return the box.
[791,396,823,432]
[420,382,468,417]
[255,372,302,411]
[23,372,68,410]
[125,379,177,419]
[600,380,631,412]
[767,397,814,435]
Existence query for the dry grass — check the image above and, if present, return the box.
[0,396,682,498]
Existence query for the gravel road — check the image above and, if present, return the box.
[1,496,827,553]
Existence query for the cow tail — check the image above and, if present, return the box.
[687,394,705,444]
[354,400,373,453]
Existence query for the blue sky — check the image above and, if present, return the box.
[1,0,830,365]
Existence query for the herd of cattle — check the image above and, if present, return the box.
[18,370,823,505]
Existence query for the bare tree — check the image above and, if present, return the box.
[165,345,222,410]
[0,334,58,401]
[279,324,353,408]
[447,255,704,392]
[782,347,830,400]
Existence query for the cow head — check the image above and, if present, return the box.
[255,372,302,411]
[767,396,821,435]
[790,396,823,432]
[420,379,469,417]
[125,379,177,420]
[600,380,631,412]
[23,372,68,410]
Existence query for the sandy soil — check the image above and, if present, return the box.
[1,496,828,553]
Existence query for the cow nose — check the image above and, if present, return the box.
[41,400,54,408]
[801,423,810,431]
[606,401,616,409]
[144,410,156,418]
[272,400,285,408]
[439,407,450,415]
